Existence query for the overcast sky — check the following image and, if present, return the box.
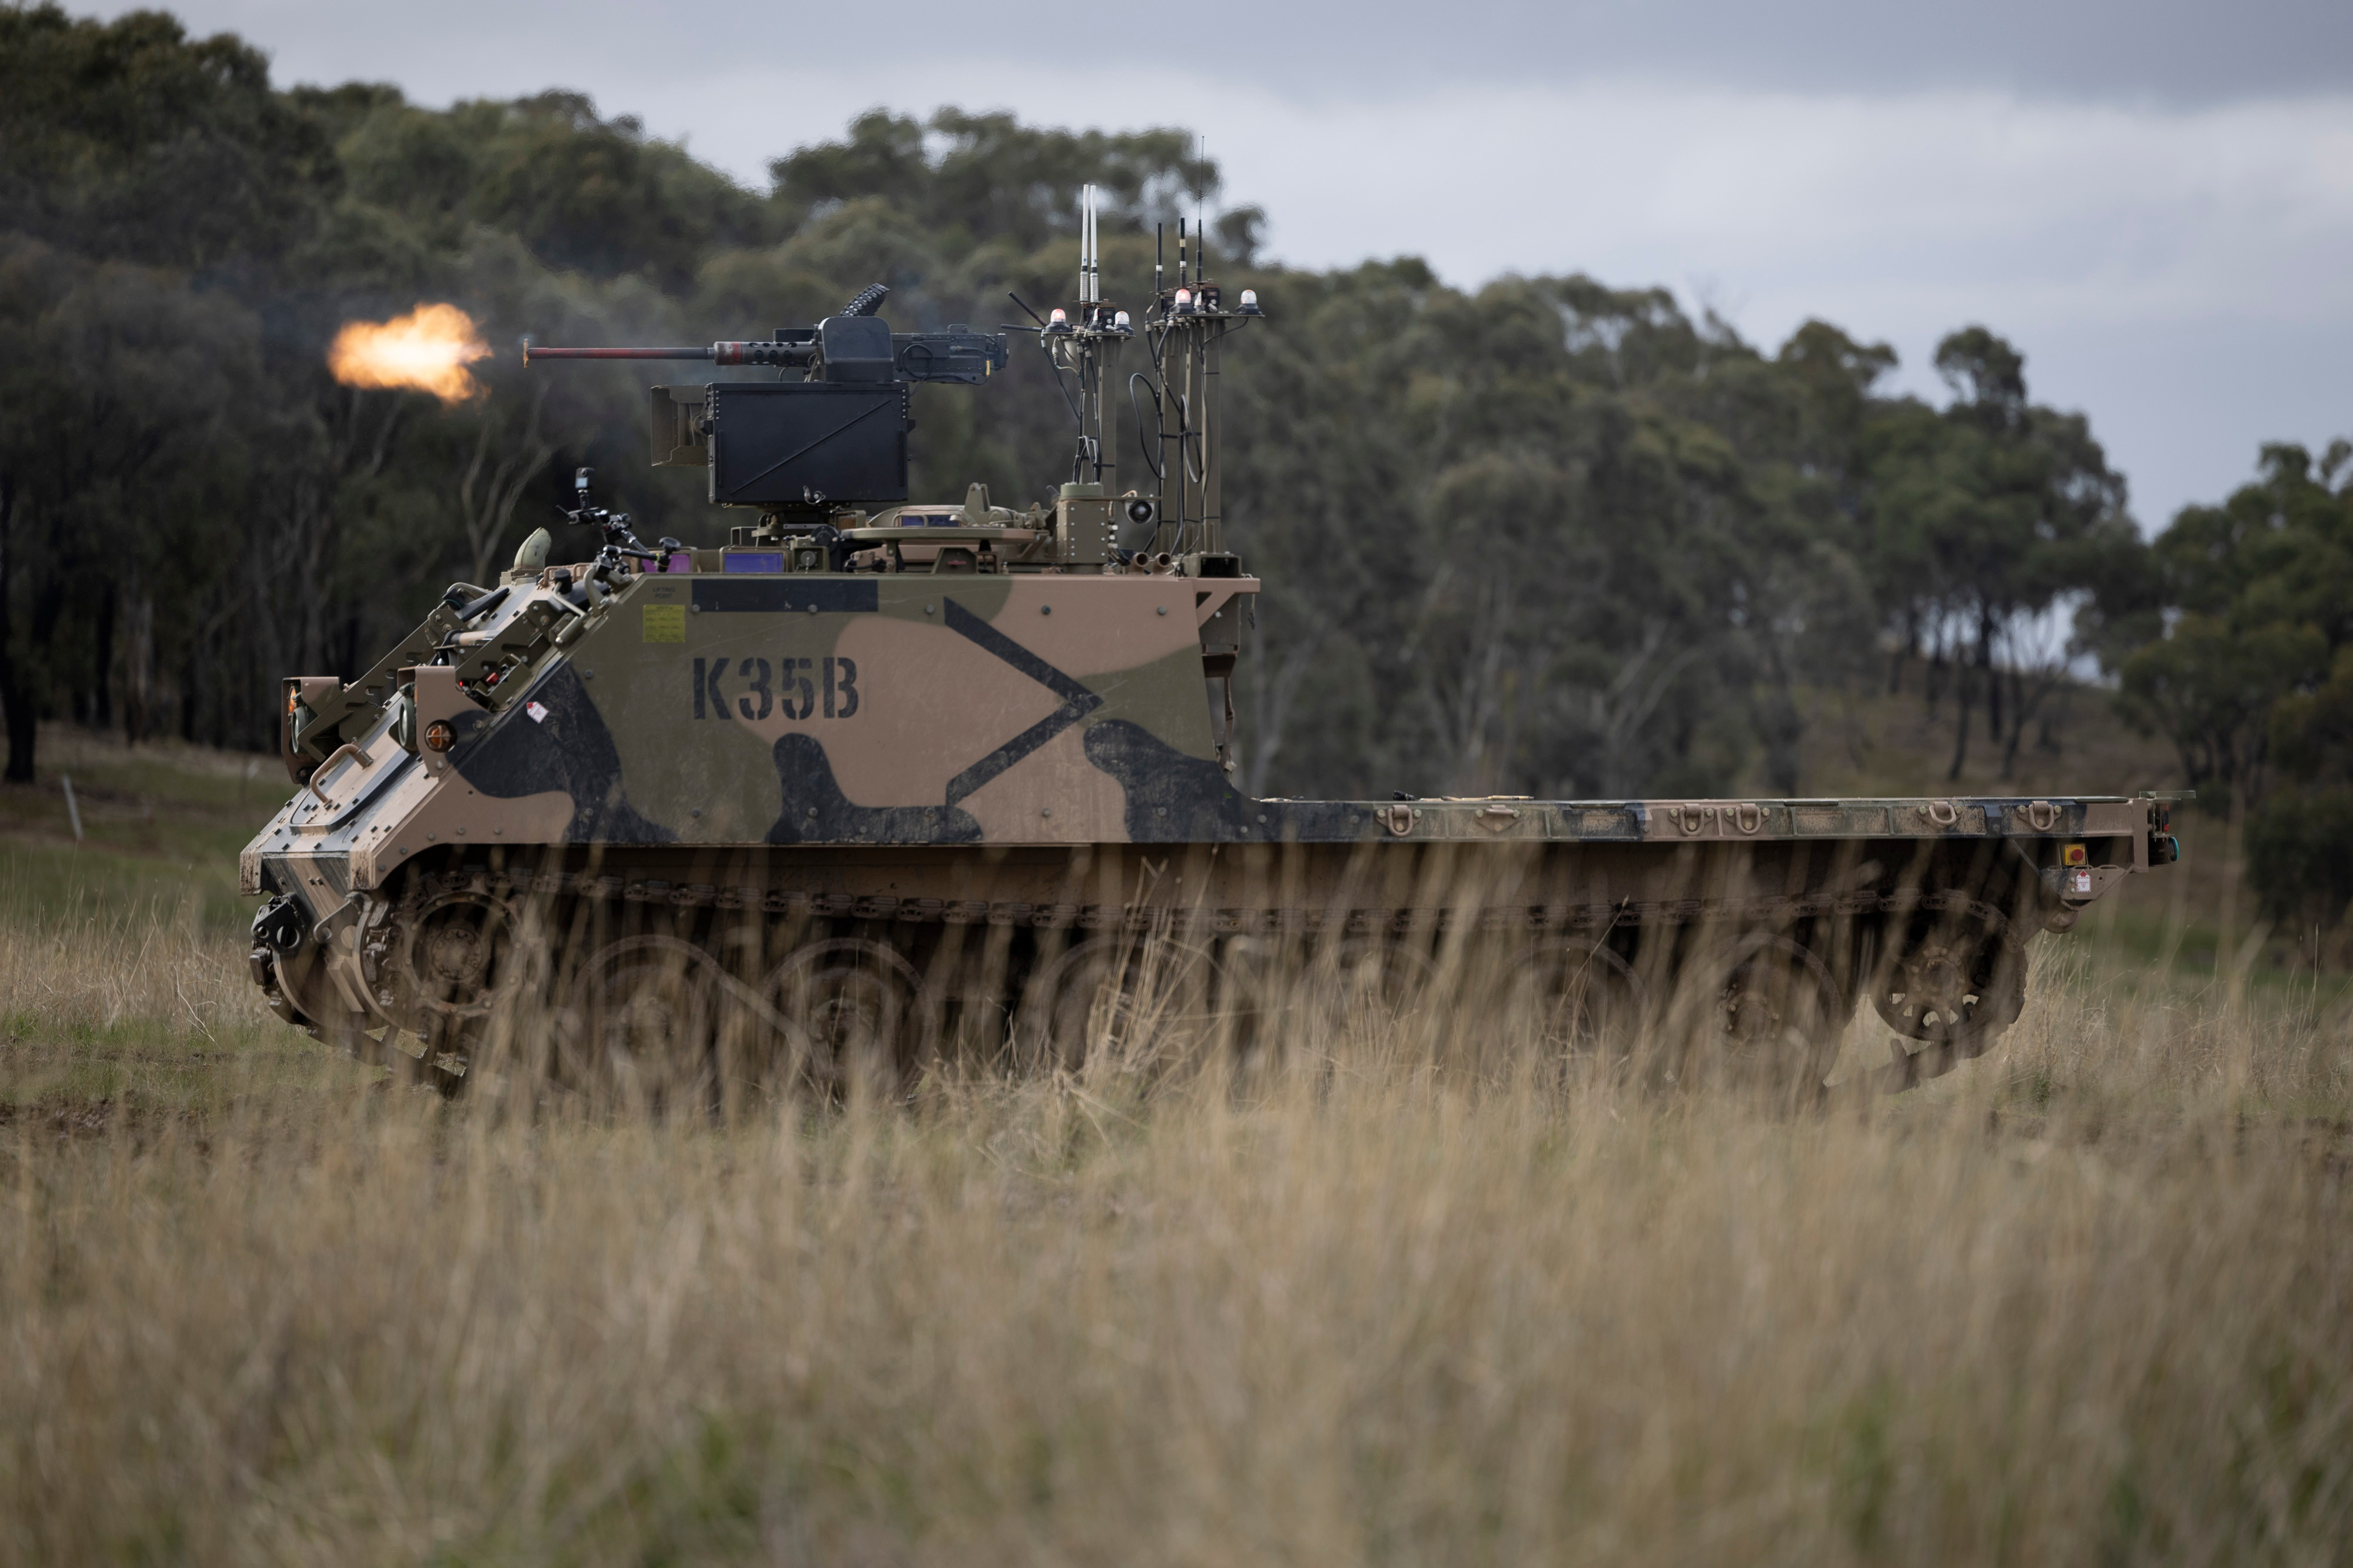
[85,0,2353,530]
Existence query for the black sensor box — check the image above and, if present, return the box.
[706,382,909,506]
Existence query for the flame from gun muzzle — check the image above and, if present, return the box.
[327,303,491,403]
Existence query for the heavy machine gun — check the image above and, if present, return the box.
[525,202,1261,580]
[527,285,1005,523]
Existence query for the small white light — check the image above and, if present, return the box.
[1174,288,1194,313]
[1240,289,1259,310]
[1049,306,1067,324]
[1114,310,1131,329]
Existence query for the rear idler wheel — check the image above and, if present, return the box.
[1867,912,2027,1092]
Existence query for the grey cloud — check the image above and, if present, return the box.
[86,0,2353,106]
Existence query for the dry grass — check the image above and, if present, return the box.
[2,892,2349,1567]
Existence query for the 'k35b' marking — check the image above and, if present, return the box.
[692,656,859,720]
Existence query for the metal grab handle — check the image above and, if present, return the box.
[1927,800,1959,826]
[2023,800,2059,831]
[302,741,374,806]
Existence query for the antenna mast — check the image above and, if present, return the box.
[1031,182,1134,569]
[1150,192,1261,562]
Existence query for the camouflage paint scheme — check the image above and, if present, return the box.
[243,563,2165,897]
[245,563,1262,888]
[242,551,2174,1057]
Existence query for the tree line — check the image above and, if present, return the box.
[5,6,2347,928]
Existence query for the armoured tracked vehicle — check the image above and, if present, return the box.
[245,195,2181,1099]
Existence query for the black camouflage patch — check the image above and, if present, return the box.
[451,664,677,843]
[1081,719,1375,843]
[766,733,983,845]
[941,597,1104,805]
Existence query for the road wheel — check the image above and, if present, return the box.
[1220,934,1433,1057]
[763,938,926,1098]
[1312,936,1434,1035]
[391,890,544,1040]
[567,935,720,1115]
[1509,936,1647,1065]
[1673,932,1846,1105]
[1014,936,1221,1074]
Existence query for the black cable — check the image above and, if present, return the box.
[1129,373,1165,480]
[1042,344,1084,432]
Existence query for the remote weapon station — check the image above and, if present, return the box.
[244,189,2180,1099]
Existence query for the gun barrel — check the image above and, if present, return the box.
[525,342,825,368]
[521,326,998,381]
[525,345,716,363]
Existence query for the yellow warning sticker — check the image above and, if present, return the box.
[642,604,685,643]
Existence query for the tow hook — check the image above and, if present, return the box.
[254,896,305,954]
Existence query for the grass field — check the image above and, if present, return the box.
[3,721,2349,1564]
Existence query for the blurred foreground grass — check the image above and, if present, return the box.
[3,906,2349,1565]
[2,732,2349,1565]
